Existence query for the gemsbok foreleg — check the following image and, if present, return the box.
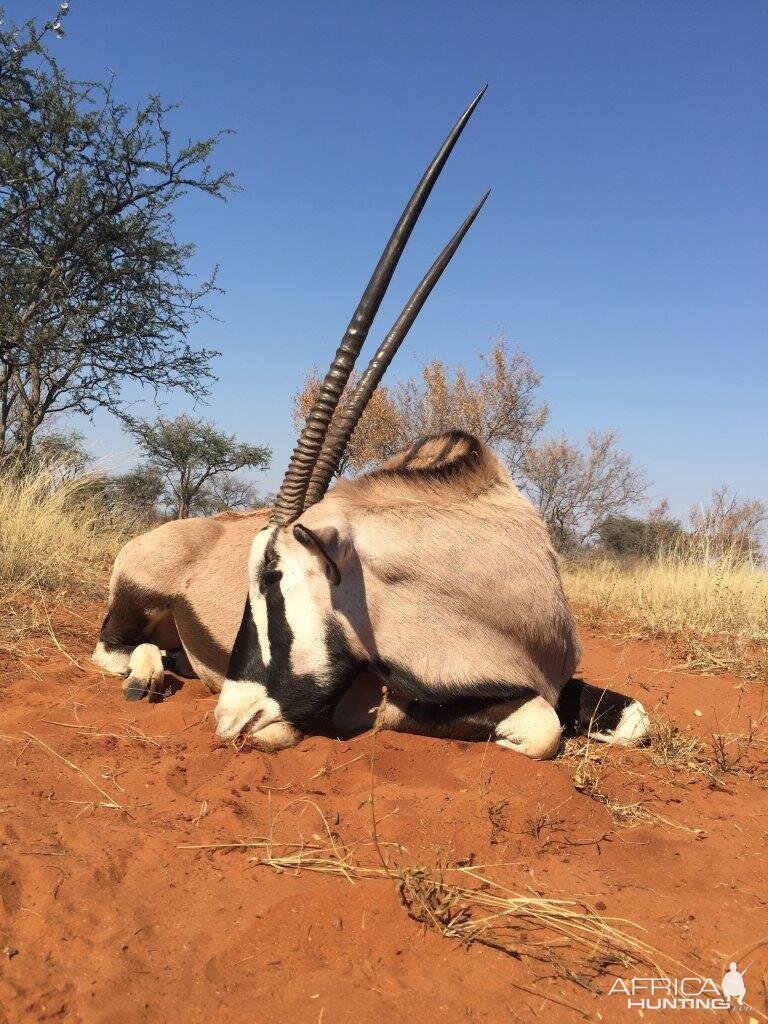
[332,676,563,759]
[122,643,165,701]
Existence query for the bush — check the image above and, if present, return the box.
[598,515,682,557]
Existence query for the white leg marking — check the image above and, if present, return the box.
[495,696,562,760]
[123,643,165,699]
[91,641,131,677]
[589,700,651,746]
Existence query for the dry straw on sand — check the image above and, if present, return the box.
[180,715,695,1018]
[180,810,691,1018]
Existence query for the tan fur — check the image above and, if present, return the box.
[303,437,580,706]
[99,509,270,693]
[96,434,582,748]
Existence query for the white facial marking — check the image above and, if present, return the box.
[589,700,651,746]
[495,695,562,760]
[247,527,332,684]
[247,529,274,666]
[254,595,271,666]
[216,526,339,745]
[214,679,282,741]
[278,540,331,681]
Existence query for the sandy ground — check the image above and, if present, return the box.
[1,610,767,1024]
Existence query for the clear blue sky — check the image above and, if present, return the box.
[15,1,768,518]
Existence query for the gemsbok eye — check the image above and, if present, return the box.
[260,569,282,592]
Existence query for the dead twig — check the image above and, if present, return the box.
[21,731,134,819]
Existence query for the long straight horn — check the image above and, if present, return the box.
[302,190,491,509]
[270,86,488,526]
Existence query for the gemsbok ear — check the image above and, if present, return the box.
[292,522,351,585]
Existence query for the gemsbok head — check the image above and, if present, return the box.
[213,88,652,757]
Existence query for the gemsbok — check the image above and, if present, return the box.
[93,87,650,757]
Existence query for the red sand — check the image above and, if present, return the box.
[1,614,766,1023]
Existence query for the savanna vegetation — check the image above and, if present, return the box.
[0,8,268,649]
[3,338,765,677]
[294,339,768,676]
[0,8,765,681]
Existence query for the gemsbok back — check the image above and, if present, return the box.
[94,87,650,757]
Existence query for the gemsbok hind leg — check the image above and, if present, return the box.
[92,604,147,679]
[556,679,650,746]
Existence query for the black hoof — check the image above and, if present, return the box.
[147,683,167,704]
[124,677,148,701]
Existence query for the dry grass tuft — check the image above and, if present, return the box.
[647,719,707,771]
[564,736,707,832]
[563,713,767,829]
[564,540,768,676]
[648,718,766,785]
[0,462,127,591]
[0,460,132,651]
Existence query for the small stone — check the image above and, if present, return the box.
[3,946,19,959]
[694,709,703,717]
[595,901,607,912]
[332,918,343,931]
[331,811,340,826]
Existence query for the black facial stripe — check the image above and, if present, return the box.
[264,568,294,671]
[226,541,364,728]
[370,658,539,706]
[227,597,264,682]
[260,569,283,592]
[256,528,281,592]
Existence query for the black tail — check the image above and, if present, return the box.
[556,678,650,746]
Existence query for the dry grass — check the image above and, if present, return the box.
[564,539,768,676]
[0,461,130,651]
[563,711,768,830]
[181,813,689,1005]
[0,462,126,590]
